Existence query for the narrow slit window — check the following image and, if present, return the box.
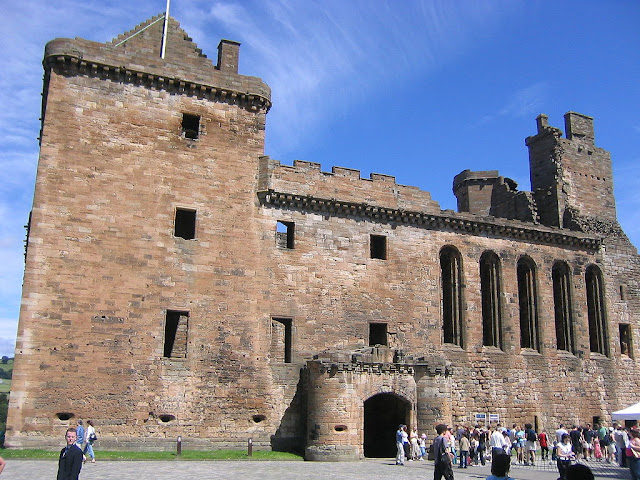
[369,323,388,346]
[182,113,200,139]
[164,310,189,358]
[174,208,196,240]
[271,317,292,363]
[276,221,295,249]
[370,235,387,260]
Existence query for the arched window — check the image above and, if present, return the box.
[552,262,575,354]
[480,251,502,349]
[440,246,463,347]
[586,265,609,356]
[517,257,540,351]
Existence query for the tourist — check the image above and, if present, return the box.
[410,427,420,461]
[627,428,640,480]
[469,431,478,465]
[524,423,538,466]
[433,423,454,480]
[566,463,594,480]
[601,427,616,463]
[75,420,85,451]
[485,452,514,480]
[419,433,427,460]
[57,428,83,480]
[458,431,470,468]
[538,429,549,462]
[476,428,487,465]
[569,425,583,461]
[613,424,629,467]
[583,423,595,460]
[395,424,406,465]
[515,425,525,464]
[593,434,602,460]
[556,433,575,480]
[83,420,97,463]
[556,424,568,444]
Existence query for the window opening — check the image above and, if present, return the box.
[271,317,292,363]
[370,235,387,260]
[517,257,540,351]
[181,113,200,139]
[174,208,196,240]
[586,265,609,356]
[369,323,388,346]
[619,324,633,358]
[552,262,575,354]
[480,251,502,349]
[620,285,627,301]
[276,221,295,249]
[440,247,463,347]
[164,310,189,358]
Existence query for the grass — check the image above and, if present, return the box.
[0,359,12,394]
[0,449,303,461]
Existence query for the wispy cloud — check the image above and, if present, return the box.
[194,0,519,159]
[477,82,549,126]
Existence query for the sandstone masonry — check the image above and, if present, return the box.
[6,14,639,460]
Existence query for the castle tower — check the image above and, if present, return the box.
[8,14,272,448]
[525,112,617,231]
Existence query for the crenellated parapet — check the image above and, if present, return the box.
[258,156,441,213]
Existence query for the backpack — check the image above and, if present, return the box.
[527,429,537,442]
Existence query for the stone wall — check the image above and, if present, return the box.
[6,14,640,459]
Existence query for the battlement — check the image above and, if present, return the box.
[257,157,441,214]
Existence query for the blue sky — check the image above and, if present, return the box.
[1,0,639,357]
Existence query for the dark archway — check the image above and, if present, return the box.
[363,393,411,458]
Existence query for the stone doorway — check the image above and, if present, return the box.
[363,393,411,458]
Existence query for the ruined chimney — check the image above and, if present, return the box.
[217,39,240,73]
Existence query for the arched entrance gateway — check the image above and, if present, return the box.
[305,347,451,461]
[363,393,410,458]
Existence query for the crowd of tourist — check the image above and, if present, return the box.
[396,421,640,480]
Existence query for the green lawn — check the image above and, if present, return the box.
[0,449,303,461]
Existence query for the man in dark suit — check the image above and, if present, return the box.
[57,428,83,480]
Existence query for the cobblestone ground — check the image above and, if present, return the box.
[0,458,630,480]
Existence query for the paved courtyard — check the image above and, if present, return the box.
[0,457,630,480]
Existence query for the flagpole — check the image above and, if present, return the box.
[161,0,171,59]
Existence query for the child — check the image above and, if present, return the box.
[593,436,602,460]
[486,452,514,480]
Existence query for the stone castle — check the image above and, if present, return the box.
[7,14,639,460]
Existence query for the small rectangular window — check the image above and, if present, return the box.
[276,221,295,249]
[164,310,189,358]
[620,324,633,358]
[175,208,196,240]
[271,317,292,363]
[370,234,387,260]
[369,323,388,346]
[620,285,628,301]
[182,113,200,139]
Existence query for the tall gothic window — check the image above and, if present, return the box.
[440,246,463,347]
[480,251,502,349]
[517,257,540,351]
[586,265,609,356]
[552,261,575,354]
